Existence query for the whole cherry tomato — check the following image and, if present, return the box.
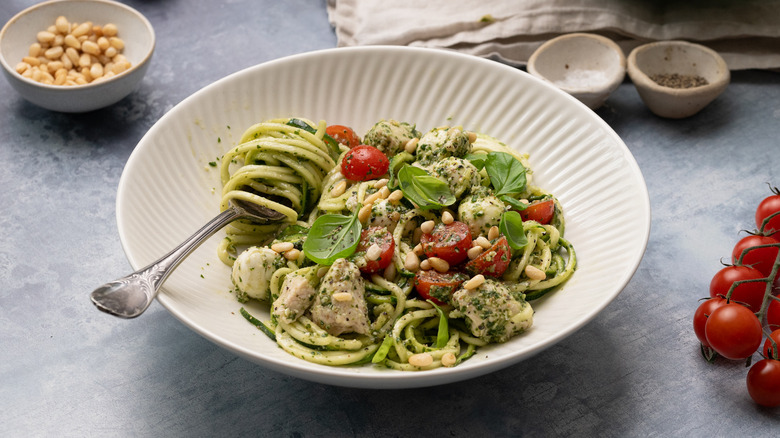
[420,221,473,265]
[755,190,780,240]
[731,234,779,278]
[355,226,395,274]
[704,303,763,360]
[762,329,780,359]
[746,359,780,407]
[519,199,555,225]
[708,265,766,312]
[326,125,361,149]
[414,270,468,305]
[693,297,728,348]
[341,145,389,181]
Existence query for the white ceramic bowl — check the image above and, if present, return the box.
[627,40,729,119]
[0,0,155,112]
[527,33,626,110]
[116,46,651,388]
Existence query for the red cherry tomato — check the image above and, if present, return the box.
[341,145,389,181]
[704,303,763,360]
[464,236,512,278]
[747,359,780,407]
[356,226,395,274]
[693,297,728,348]
[763,329,780,359]
[414,270,468,305]
[420,221,473,265]
[731,234,779,278]
[756,191,780,240]
[768,300,780,331]
[326,125,361,149]
[519,199,555,225]
[708,265,766,312]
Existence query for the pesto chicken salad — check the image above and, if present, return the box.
[216,117,576,370]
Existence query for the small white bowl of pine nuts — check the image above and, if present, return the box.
[0,0,154,112]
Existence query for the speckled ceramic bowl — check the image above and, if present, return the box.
[527,33,626,110]
[0,0,155,112]
[627,40,729,119]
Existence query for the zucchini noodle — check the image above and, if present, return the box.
[220,117,577,371]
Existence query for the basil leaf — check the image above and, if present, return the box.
[286,118,341,161]
[397,165,455,210]
[499,195,527,211]
[464,153,487,171]
[485,151,527,196]
[387,152,414,189]
[303,210,362,265]
[500,211,528,250]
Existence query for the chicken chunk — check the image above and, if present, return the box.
[309,258,371,336]
[272,270,318,324]
[451,278,533,343]
[363,119,420,157]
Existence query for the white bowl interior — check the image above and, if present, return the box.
[117,46,650,388]
[632,43,723,83]
[532,36,624,90]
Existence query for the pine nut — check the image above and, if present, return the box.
[475,236,492,249]
[413,243,424,255]
[366,243,382,261]
[330,180,347,197]
[408,352,433,367]
[332,292,353,302]
[373,178,389,189]
[464,274,485,290]
[55,16,70,34]
[404,251,420,271]
[271,242,294,253]
[71,22,91,38]
[28,43,42,57]
[283,248,301,261]
[421,220,435,234]
[22,56,40,66]
[317,266,329,278]
[37,31,56,43]
[404,137,419,154]
[102,23,118,37]
[488,226,500,240]
[442,211,454,225]
[109,37,125,50]
[387,189,404,203]
[441,352,457,367]
[90,62,104,79]
[467,246,484,259]
[378,186,391,199]
[420,259,431,271]
[358,203,373,223]
[428,257,449,273]
[391,211,401,222]
[525,265,547,281]
[364,191,382,205]
[467,131,477,143]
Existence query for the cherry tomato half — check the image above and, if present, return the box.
[693,297,728,348]
[519,199,555,225]
[732,234,780,278]
[326,125,361,149]
[756,191,780,240]
[341,145,389,181]
[464,236,512,278]
[420,221,472,265]
[763,329,780,359]
[709,265,766,312]
[356,226,395,274]
[747,359,780,407]
[768,300,780,331]
[414,270,468,305]
[704,303,763,360]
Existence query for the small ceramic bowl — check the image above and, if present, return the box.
[627,40,729,119]
[0,0,155,113]
[527,33,626,110]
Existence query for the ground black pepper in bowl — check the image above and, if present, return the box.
[650,73,709,89]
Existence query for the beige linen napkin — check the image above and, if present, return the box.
[327,0,780,70]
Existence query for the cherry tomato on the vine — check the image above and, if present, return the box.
[732,234,780,278]
[414,270,468,306]
[519,199,555,225]
[341,145,389,181]
[704,303,763,360]
[767,300,780,331]
[762,329,780,360]
[326,125,361,149]
[420,221,472,265]
[693,297,728,348]
[756,190,780,240]
[746,359,780,407]
[709,265,766,312]
[355,226,395,274]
